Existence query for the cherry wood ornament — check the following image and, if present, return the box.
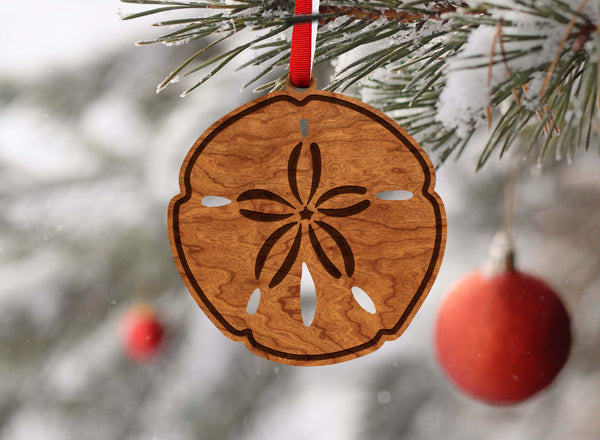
[168,77,446,365]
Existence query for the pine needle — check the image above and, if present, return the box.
[540,0,590,101]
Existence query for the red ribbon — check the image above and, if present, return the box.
[289,0,317,88]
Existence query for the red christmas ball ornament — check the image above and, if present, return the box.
[122,304,165,362]
[435,237,571,404]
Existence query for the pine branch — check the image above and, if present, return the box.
[121,0,600,167]
[121,0,464,93]
[318,3,465,24]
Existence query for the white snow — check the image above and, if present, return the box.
[437,0,600,136]
[437,26,502,137]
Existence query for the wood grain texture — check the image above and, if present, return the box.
[168,77,446,366]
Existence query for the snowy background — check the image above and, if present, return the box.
[1,1,600,439]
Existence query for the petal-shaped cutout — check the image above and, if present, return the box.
[299,118,309,137]
[255,222,297,279]
[376,190,413,201]
[315,185,367,207]
[237,189,295,209]
[351,286,376,314]
[239,210,294,222]
[246,288,261,315]
[318,200,370,217]
[269,224,302,288]
[300,263,317,327]
[201,196,232,207]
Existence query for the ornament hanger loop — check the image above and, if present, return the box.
[289,0,320,88]
[285,74,316,92]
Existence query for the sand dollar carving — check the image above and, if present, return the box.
[168,78,446,365]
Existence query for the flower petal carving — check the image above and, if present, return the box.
[315,185,367,207]
[255,222,298,279]
[287,142,304,204]
[237,189,296,209]
[307,142,321,204]
[308,224,342,279]
[314,221,355,277]
[239,140,371,288]
[288,142,322,205]
[269,224,303,288]
[239,210,295,222]
[317,200,371,218]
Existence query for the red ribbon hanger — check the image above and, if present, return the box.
[289,0,319,88]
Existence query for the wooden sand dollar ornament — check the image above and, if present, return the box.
[168,0,446,366]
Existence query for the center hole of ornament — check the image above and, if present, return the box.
[299,206,314,220]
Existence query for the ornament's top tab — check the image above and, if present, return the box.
[284,74,317,100]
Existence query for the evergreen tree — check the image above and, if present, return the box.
[1,2,600,439]
[122,0,600,167]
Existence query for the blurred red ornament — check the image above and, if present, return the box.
[122,304,165,362]
[435,269,571,404]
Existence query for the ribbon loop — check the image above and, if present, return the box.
[289,0,319,88]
